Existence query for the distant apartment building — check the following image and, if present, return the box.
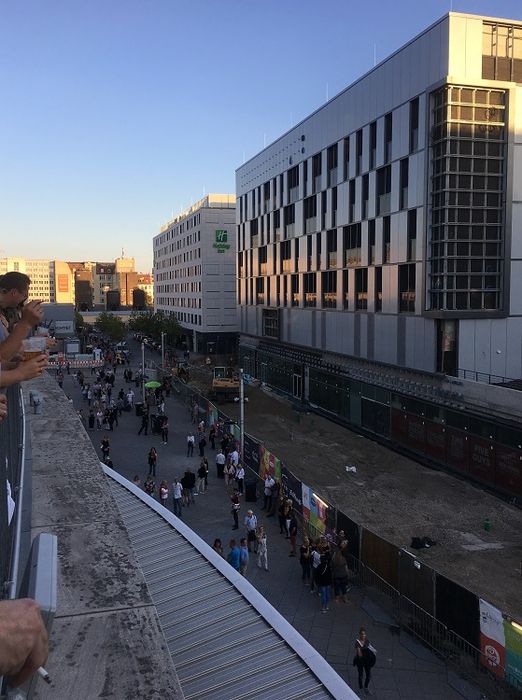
[236,13,522,390]
[0,257,74,303]
[154,194,237,353]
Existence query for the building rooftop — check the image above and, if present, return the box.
[159,193,236,233]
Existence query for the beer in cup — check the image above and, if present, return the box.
[22,337,47,361]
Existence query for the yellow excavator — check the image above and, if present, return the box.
[211,366,239,401]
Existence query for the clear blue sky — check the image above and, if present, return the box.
[1,0,520,272]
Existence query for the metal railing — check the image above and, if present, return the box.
[0,385,25,599]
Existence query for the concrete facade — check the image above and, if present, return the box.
[236,12,522,382]
[154,194,238,353]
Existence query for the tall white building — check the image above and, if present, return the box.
[0,258,74,303]
[154,194,237,353]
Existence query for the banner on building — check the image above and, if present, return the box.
[505,619,522,689]
[301,483,328,534]
[479,598,506,678]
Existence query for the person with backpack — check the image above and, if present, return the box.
[353,626,376,694]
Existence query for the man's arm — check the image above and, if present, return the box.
[0,301,43,362]
[0,355,48,386]
[0,598,48,687]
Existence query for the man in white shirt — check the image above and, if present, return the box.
[235,464,245,495]
[263,474,275,511]
[186,432,195,457]
[172,478,183,517]
[126,389,134,406]
[215,449,226,478]
[244,509,258,552]
[229,448,239,467]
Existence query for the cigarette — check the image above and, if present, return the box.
[37,666,51,684]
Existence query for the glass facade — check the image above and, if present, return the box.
[429,85,506,312]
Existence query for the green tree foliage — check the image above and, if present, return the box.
[74,311,85,332]
[128,311,181,346]
[94,312,126,342]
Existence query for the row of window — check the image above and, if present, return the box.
[238,212,417,278]
[155,213,202,248]
[155,247,202,269]
[155,265,202,282]
[238,96,420,224]
[239,264,416,314]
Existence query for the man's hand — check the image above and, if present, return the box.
[0,394,7,422]
[14,354,48,382]
[0,598,48,686]
[20,301,44,328]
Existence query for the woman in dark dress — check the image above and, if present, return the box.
[353,626,375,694]
[148,447,157,476]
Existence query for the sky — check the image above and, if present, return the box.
[1,0,521,272]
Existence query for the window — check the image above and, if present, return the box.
[375,267,382,311]
[376,165,391,215]
[482,22,522,82]
[327,144,338,186]
[407,209,417,261]
[410,97,419,152]
[291,274,299,306]
[258,246,267,275]
[399,263,416,312]
[369,121,377,169]
[255,277,265,305]
[284,204,295,237]
[263,181,270,213]
[322,271,337,308]
[342,269,350,308]
[312,153,322,193]
[343,137,350,180]
[362,174,369,219]
[251,218,259,247]
[332,186,337,227]
[383,216,391,263]
[307,235,313,271]
[368,219,376,264]
[304,195,317,233]
[288,165,299,203]
[262,309,280,338]
[316,231,322,269]
[355,268,368,310]
[238,251,244,278]
[384,112,393,163]
[356,129,363,175]
[280,240,292,272]
[343,224,362,266]
[400,158,409,209]
[274,209,281,239]
[321,191,327,230]
[349,179,356,223]
[327,229,337,268]
[304,273,317,307]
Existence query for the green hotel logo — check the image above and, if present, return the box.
[213,229,231,253]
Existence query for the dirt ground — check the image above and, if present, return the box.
[186,361,522,622]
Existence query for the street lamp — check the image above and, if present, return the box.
[234,369,248,464]
[141,341,145,403]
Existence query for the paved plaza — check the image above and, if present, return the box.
[61,349,482,700]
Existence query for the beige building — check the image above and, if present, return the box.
[0,257,74,303]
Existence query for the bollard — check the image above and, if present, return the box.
[33,392,43,415]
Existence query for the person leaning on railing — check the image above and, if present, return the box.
[0,272,48,385]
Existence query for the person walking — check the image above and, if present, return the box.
[300,537,311,584]
[138,412,149,436]
[317,550,332,613]
[147,447,157,477]
[172,478,183,517]
[353,627,376,695]
[332,541,351,604]
[198,433,206,457]
[235,464,245,495]
[257,526,268,571]
[239,538,249,576]
[186,432,195,457]
[230,489,240,529]
[262,474,275,511]
[227,539,241,572]
[215,449,225,479]
[244,509,258,553]
[196,460,207,495]
[144,476,155,498]
[161,416,169,445]
[159,480,169,508]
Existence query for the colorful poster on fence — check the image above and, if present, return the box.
[504,619,522,689]
[309,491,328,534]
[479,598,505,678]
[259,446,281,482]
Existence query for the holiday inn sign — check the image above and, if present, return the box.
[213,229,231,252]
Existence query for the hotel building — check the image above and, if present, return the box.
[154,194,237,353]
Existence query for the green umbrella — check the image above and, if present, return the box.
[144,380,162,389]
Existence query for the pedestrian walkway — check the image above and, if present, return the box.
[62,356,478,700]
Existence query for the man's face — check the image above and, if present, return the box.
[1,287,28,309]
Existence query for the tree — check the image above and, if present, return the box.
[75,311,85,332]
[94,312,126,342]
[128,311,181,347]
